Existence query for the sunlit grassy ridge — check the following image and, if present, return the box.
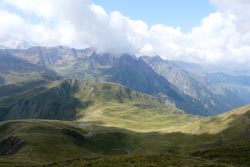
[80,102,198,132]
[185,105,250,134]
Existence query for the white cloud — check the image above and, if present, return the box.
[210,0,250,33]
[0,8,59,47]
[0,9,27,41]
[1,0,250,66]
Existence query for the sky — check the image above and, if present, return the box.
[0,0,250,66]
[92,0,215,32]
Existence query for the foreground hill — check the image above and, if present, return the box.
[0,120,225,167]
[0,105,249,166]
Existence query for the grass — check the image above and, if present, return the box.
[45,154,232,167]
[185,105,250,134]
[0,120,98,166]
[80,102,198,132]
[0,104,250,167]
[0,79,198,127]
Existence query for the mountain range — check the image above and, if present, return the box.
[1,46,249,116]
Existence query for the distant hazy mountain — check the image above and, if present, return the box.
[142,56,247,115]
[175,60,250,76]
[7,46,89,68]
[207,73,250,104]
[173,60,205,75]
[0,50,60,85]
[207,72,250,86]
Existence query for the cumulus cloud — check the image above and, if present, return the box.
[1,0,250,66]
[210,0,250,33]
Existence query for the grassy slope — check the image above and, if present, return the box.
[0,120,97,166]
[45,155,232,167]
[80,102,198,132]
[77,81,198,132]
[0,79,199,132]
[0,120,233,167]
[0,105,249,166]
[186,105,250,134]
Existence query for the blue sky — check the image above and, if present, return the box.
[92,0,215,32]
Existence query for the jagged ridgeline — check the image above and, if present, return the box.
[0,50,60,85]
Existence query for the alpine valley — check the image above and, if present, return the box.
[0,46,250,167]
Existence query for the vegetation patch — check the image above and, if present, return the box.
[0,136,26,155]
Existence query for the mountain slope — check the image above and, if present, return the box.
[6,46,250,115]
[186,105,250,134]
[142,56,214,99]
[7,47,209,115]
[0,50,60,85]
[102,55,208,115]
